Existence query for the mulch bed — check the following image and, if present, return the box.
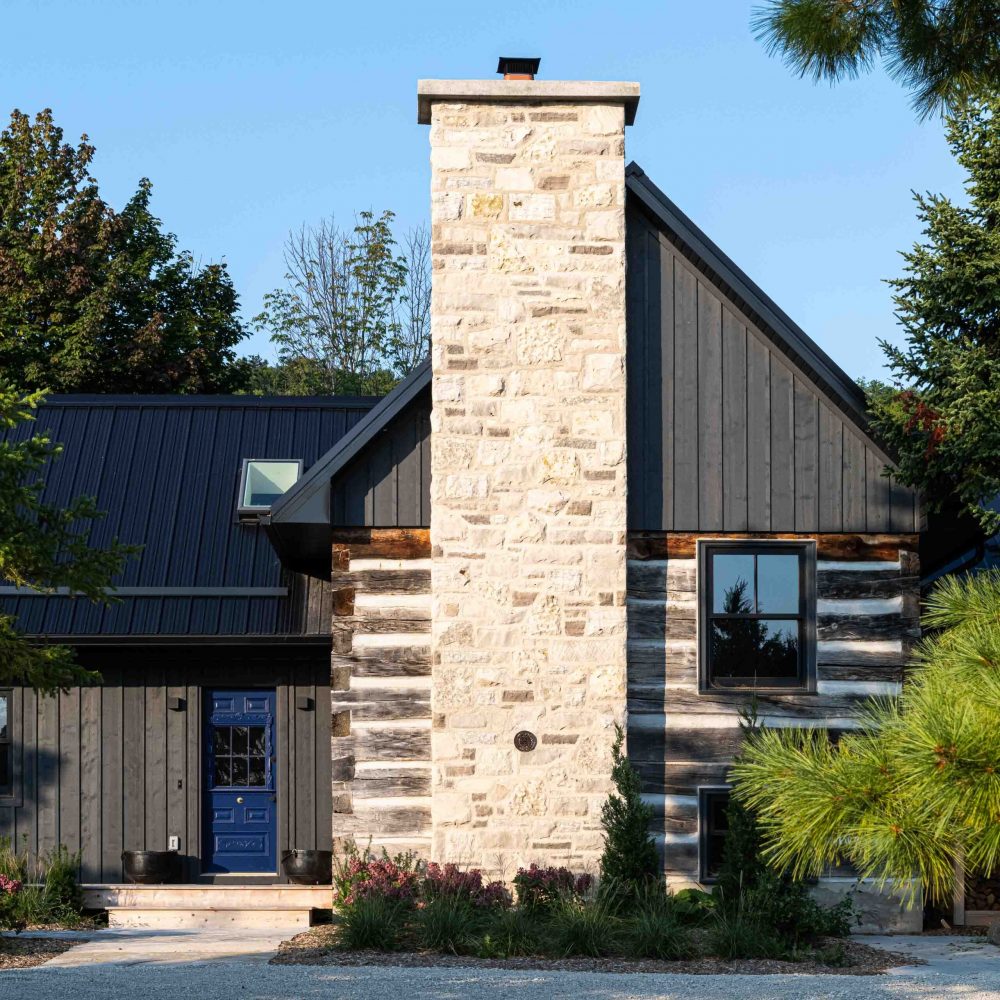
[0,936,76,970]
[271,925,918,976]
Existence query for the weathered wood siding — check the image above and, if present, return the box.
[625,202,919,533]
[330,397,432,528]
[626,531,919,883]
[330,529,432,856]
[0,645,332,883]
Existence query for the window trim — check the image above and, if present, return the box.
[698,785,732,884]
[697,539,817,694]
[0,689,13,801]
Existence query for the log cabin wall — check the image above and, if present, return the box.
[626,530,919,885]
[330,529,432,857]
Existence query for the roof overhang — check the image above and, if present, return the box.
[264,360,432,575]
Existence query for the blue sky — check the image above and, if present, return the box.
[2,0,964,380]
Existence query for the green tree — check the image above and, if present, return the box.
[0,386,136,693]
[0,108,250,393]
[864,96,1000,534]
[598,723,659,894]
[730,570,1000,905]
[754,0,1000,117]
[252,211,430,396]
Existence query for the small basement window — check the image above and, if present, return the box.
[699,788,730,883]
[238,459,303,518]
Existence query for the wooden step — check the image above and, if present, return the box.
[107,905,314,930]
[83,884,332,910]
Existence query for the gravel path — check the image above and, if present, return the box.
[0,930,995,999]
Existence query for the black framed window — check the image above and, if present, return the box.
[0,691,10,796]
[700,788,730,883]
[699,541,815,691]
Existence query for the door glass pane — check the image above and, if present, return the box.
[214,757,232,787]
[710,619,799,681]
[232,726,249,755]
[0,695,7,741]
[712,554,755,613]
[250,726,266,756]
[231,757,248,786]
[213,727,231,755]
[248,757,266,786]
[757,554,800,613]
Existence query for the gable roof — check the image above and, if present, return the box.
[1,393,376,639]
[264,360,432,572]
[625,162,872,434]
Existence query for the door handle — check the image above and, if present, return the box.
[236,796,244,804]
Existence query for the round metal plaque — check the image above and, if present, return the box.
[514,730,537,753]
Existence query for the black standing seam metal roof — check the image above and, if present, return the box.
[625,162,880,446]
[1,394,377,638]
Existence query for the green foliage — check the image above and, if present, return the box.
[543,895,621,958]
[865,95,1000,533]
[708,898,789,961]
[0,387,137,691]
[598,723,659,893]
[0,837,84,928]
[475,907,540,958]
[753,0,1000,117]
[336,894,408,951]
[731,569,1000,904]
[412,897,480,954]
[621,885,696,960]
[0,109,250,394]
[253,212,430,396]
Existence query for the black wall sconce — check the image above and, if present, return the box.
[167,696,186,712]
[296,695,314,711]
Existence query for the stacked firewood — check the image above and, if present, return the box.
[966,873,1000,911]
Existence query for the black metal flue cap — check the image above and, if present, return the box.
[497,56,541,79]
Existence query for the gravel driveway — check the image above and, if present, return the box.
[0,930,996,999]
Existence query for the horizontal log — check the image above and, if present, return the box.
[817,663,905,682]
[332,615,432,635]
[331,754,355,782]
[817,614,920,642]
[627,532,917,562]
[628,690,867,719]
[336,802,432,836]
[332,686,431,723]
[632,761,731,795]
[336,727,431,762]
[628,726,746,764]
[817,640,909,666]
[343,569,431,595]
[332,528,431,560]
[818,571,918,600]
[352,767,432,799]
[627,611,696,642]
[661,840,699,877]
[626,562,695,600]
[352,601,432,623]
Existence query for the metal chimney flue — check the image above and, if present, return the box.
[497,57,540,80]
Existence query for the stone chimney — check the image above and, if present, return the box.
[419,67,639,872]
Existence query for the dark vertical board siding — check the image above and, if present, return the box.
[0,650,330,881]
[721,310,748,531]
[625,199,918,531]
[793,378,819,532]
[59,688,81,854]
[842,432,867,530]
[818,405,844,532]
[79,686,102,882]
[101,677,123,881]
[673,260,699,529]
[769,360,795,528]
[746,333,772,531]
[697,285,723,528]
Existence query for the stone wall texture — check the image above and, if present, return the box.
[427,98,630,873]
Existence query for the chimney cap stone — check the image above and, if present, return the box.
[417,79,640,126]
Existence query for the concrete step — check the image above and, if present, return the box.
[83,884,332,910]
[107,905,314,930]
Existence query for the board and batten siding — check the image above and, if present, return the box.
[330,397,432,529]
[626,531,919,883]
[0,646,332,883]
[330,529,432,856]
[625,202,918,534]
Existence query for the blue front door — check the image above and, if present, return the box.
[203,689,277,874]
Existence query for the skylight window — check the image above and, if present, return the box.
[238,459,303,517]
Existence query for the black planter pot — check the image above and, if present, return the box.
[281,849,332,885]
[121,850,178,885]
